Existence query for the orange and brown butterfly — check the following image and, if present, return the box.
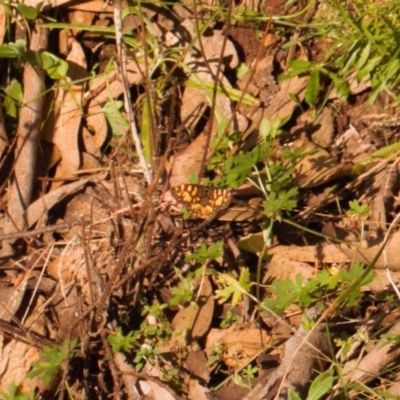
[171,184,231,219]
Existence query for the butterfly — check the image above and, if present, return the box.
[171,184,231,219]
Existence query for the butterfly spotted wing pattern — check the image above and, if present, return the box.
[171,184,231,219]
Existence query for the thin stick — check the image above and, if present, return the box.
[114,0,152,184]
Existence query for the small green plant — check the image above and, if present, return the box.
[288,369,335,400]
[108,327,137,353]
[170,241,226,306]
[185,241,225,264]
[0,383,34,400]
[282,0,400,105]
[348,200,371,218]
[215,267,254,307]
[206,341,226,371]
[170,278,195,306]
[233,363,259,390]
[27,339,79,384]
[138,302,171,339]
[220,310,240,328]
[133,343,161,372]
[262,262,375,315]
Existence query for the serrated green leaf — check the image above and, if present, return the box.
[191,241,223,263]
[215,268,253,307]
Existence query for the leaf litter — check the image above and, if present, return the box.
[0,0,400,399]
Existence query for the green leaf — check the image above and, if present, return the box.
[4,79,23,118]
[27,339,78,384]
[259,117,271,140]
[262,187,298,218]
[356,55,381,81]
[236,62,249,79]
[348,200,370,217]
[140,98,153,163]
[287,389,302,400]
[333,79,350,102]
[17,2,42,20]
[0,383,34,400]
[262,271,332,314]
[215,267,253,307]
[108,327,136,353]
[383,58,400,82]
[305,69,320,106]
[103,100,129,137]
[186,241,224,263]
[40,51,68,79]
[287,92,301,105]
[339,262,375,305]
[286,59,314,75]
[356,42,371,71]
[185,79,259,106]
[341,47,359,76]
[0,39,26,58]
[308,370,335,400]
[220,142,272,187]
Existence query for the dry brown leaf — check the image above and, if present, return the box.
[237,55,278,104]
[166,18,246,185]
[238,233,349,264]
[0,4,5,47]
[41,38,86,186]
[264,253,315,284]
[0,297,57,394]
[339,232,400,270]
[292,140,352,189]
[206,326,270,369]
[187,378,210,400]
[25,174,104,228]
[0,341,42,393]
[265,74,308,120]
[0,279,27,321]
[141,362,178,400]
[66,0,114,12]
[218,206,261,222]
[241,72,309,152]
[138,380,177,400]
[185,350,210,382]
[294,108,335,147]
[62,189,112,240]
[364,269,400,292]
[328,221,400,270]
[85,61,143,152]
[168,133,207,187]
[24,0,73,7]
[244,309,329,399]
[269,244,349,264]
[171,276,214,340]
[344,321,400,391]
[87,61,143,108]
